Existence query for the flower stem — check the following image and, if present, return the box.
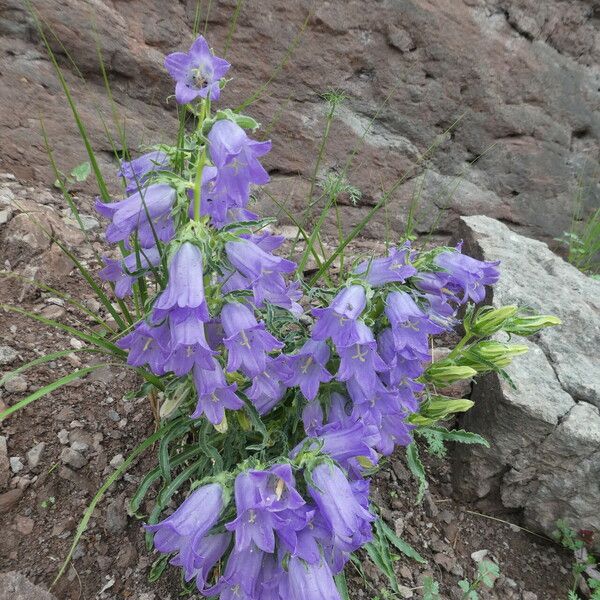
[193,99,210,221]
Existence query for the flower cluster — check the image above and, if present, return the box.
[91,35,538,600]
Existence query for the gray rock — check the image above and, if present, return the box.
[0,345,17,365]
[26,442,45,469]
[9,456,24,473]
[0,435,9,488]
[452,215,600,549]
[4,374,28,393]
[59,447,87,470]
[0,572,56,600]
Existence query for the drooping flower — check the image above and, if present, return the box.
[221,302,283,376]
[99,246,161,298]
[95,183,176,248]
[354,246,417,286]
[186,533,231,591]
[286,339,333,401]
[116,320,170,375]
[308,462,374,552]
[288,556,342,600]
[312,285,367,347]
[377,327,425,386]
[163,320,217,375]
[191,358,244,424]
[118,150,169,194]
[145,483,224,581]
[208,119,271,202]
[206,544,264,600]
[247,355,292,414]
[302,400,324,436]
[165,35,230,104]
[434,248,500,304]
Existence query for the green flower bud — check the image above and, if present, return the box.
[504,314,562,336]
[425,361,478,385]
[459,341,528,372]
[471,305,518,336]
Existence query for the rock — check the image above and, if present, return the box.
[10,456,24,473]
[26,442,45,469]
[522,593,538,600]
[57,429,69,444]
[0,572,57,600]
[70,440,89,453]
[59,447,87,470]
[14,515,34,535]
[471,549,489,563]
[4,375,28,393]
[423,492,439,518]
[0,435,9,488]
[109,453,124,468]
[105,495,128,533]
[452,216,600,549]
[0,488,23,513]
[0,345,17,365]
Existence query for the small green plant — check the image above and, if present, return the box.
[458,560,500,599]
[422,576,441,600]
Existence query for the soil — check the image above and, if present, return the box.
[0,175,573,600]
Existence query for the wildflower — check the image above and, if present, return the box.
[354,246,417,286]
[164,35,230,104]
[434,249,500,304]
[302,400,324,436]
[191,358,244,425]
[146,483,224,581]
[288,556,342,600]
[99,246,161,298]
[187,533,231,591]
[206,544,264,600]
[308,462,375,552]
[377,413,415,455]
[95,183,176,248]
[247,355,291,414]
[286,339,333,401]
[118,150,169,193]
[221,302,283,377]
[163,319,217,375]
[116,320,170,375]
[312,285,367,347]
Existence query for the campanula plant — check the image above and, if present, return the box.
[1,27,561,600]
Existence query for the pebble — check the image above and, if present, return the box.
[70,338,85,350]
[110,453,124,468]
[423,492,439,518]
[471,549,489,563]
[0,488,23,513]
[108,409,120,422]
[14,514,34,535]
[522,593,538,600]
[60,447,87,470]
[0,435,9,487]
[70,440,89,453]
[57,429,69,444]
[4,375,28,393]
[41,304,66,319]
[0,208,12,225]
[26,442,45,469]
[397,585,413,598]
[10,456,24,473]
[0,345,18,365]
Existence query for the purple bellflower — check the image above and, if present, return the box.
[286,339,333,401]
[116,320,170,376]
[95,183,176,248]
[247,355,292,414]
[99,246,161,299]
[191,358,244,424]
[145,483,224,581]
[288,556,342,600]
[221,302,283,377]
[118,150,169,194]
[207,543,264,600]
[184,532,231,591]
[302,400,324,436]
[312,285,367,347]
[165,35,230,104]
[355,246,417,286]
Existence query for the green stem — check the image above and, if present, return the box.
[193,147,207,221]
[446,334,473,360]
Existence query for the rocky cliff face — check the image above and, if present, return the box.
[0,0,599,241]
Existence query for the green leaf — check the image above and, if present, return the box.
[334,572,351,600]
[70,161,91,182]
[422,576,441,600]
[478,560,499,588]
[378,519,427,564]
[0,364,112,421]
[405,442,427,504]
[418,426,489,449]
[148,553,170,583]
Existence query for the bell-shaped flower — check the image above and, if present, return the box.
[164,35,230,103]
[99,246,161,299]
[302,400,324,436]
[308,462,375,552]
[286,339,333,401]
[377,413,415,455]
[95,183,176,248]
[434,248,500,304]
[206,544,264,600]
[354,246,417,286]
[187,532,231,591]
[221,302,283,376]
[116,320,170,376]
[247,355,291,414]
[288,556,342,600]
[145,483,224,581]
[118,150,169,194]
[208,119,271,202]
[191,358,244,424]
[377,327,425,386]
[312,285,367,347]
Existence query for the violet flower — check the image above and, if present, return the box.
[247,355,291,414]
[312,285,367,347]
[221,302,283,377]
[355,246,417,286]
[187,533,231,591]
[165,35,230,104]
[191,358,244,424]
[302,400,324,436]
[99,246,161,299]
[288,556,342,600]
[286,339,333,401]
[145,483,224,581]
[118,150,169,194]
[116,320,170,375]
[206,544,264,600]
[163,320,217,375]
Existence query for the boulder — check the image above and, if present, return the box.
[451,215,600,548]
[0,572,56,600]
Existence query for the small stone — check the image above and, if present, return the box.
[70,441,89,453]
[14,515,34,535]
[0,208,12,225]
[423,492,439,518]
[105,497,128,533]
[60,447,87,470]
[0,488,23,513]
[397,585,413,598]
[10,457,24,473]
[57,429,69,445]
[109,454,124,468]
[108,409,120,422]
[41,305,66,319]
[69,338,84,350]
[522,593,538,600]
[394,516,405,537]
[26,443,45,469]
[0,435,9,488]
[0,346,18,366]
[471,549,489,563]
[4,375,28,393]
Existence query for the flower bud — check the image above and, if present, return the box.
[471,305,518,336]
[504,314,561,336]
[459,341,529,372]
[425,361,478,385]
